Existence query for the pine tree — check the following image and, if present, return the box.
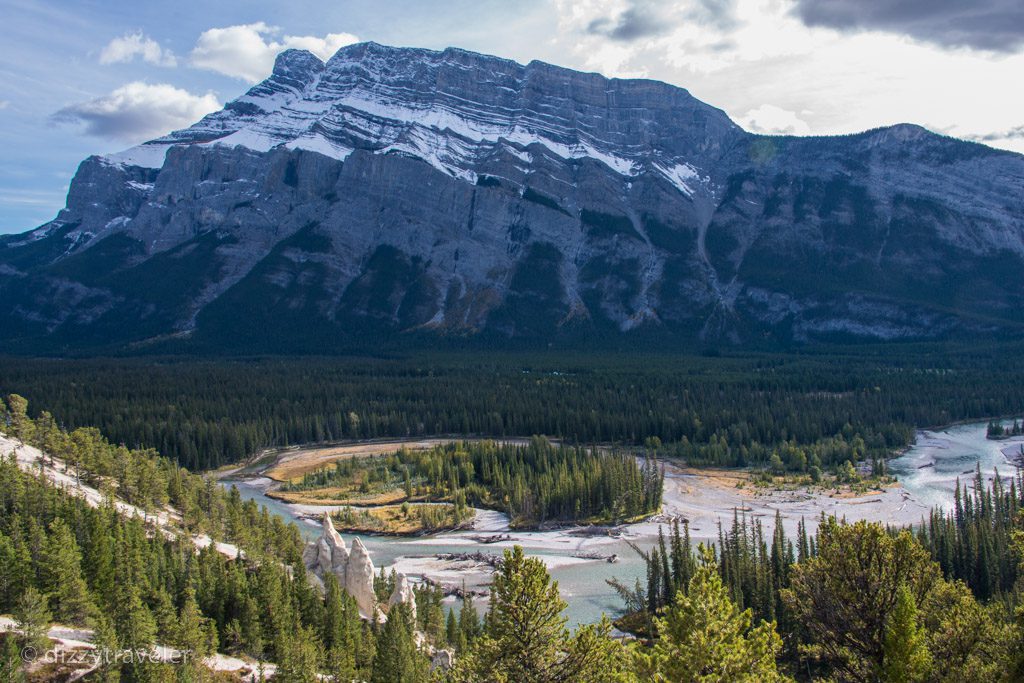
[446,609,459,647]
[322,574,358,682]
[881,585,931,683]
[237,594,264,659]
[371,602,426,683]
[114,583,157,651]
[635,546,788,682]
[14,586,51,653]
[42,518,95,626]
[175,587,215,660]
[416,584,445,644]
[0,634,27,683]
[658,526,673,603]
[91,614,122,683]
[275,623,322,683]
[646,549,662,615]
[797,518,810,563]
[457,590,479,653]
[0,532,31,612]
[326,641,357,683]
[783,519,941,681]
[84,511,116,608]
[151,588,177,644]
[114,583,159,683]
[6,394,34,443]
[449,546,625,683]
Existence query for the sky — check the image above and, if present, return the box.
[1,0,1022,233]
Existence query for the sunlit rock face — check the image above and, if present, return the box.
[303,513,416,621]
[3,42,1023,351]
[388,573,417,623]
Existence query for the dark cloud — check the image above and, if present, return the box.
[586,0,736,42]
[587,8,664,41]
[968,125,1024,142]
[793,0,1024,52]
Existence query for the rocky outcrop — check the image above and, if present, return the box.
[302,513,351,585]
[2,42,1024,351]
[431,649,455,672]
[345,536,377,618]
[388,574,417,623]
[303,513,417,621]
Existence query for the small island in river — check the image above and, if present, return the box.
[264,436,663,532]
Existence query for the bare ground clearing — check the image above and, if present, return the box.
[263,436,544,482]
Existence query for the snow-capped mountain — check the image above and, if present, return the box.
[2,42,1023,352]
[129,45,729,192]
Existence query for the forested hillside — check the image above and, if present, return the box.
[3,346,1024,471]
[4,396,1024,681]
[0,396,476,680]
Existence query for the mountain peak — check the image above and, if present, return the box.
[271,48,324,81]
[875,123,932,142]
[5,43,1024,352]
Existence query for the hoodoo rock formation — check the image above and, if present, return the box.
[302,513,416,620]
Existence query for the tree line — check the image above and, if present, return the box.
[3,347,1024,471]
[987,419,1023,439]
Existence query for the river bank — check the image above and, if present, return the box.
[218,424,1023,625]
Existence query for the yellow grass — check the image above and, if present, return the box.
[674,465,890,498]
[268,486,410,506]
[676,466,755,494]
[331,504,469,535]
[264,439,460,482]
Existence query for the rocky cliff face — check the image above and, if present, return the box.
[2,42,1023,352]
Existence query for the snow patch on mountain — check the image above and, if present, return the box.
[106,143,171,169]
[99,43,696,184]
[285,133,354,158]
[654,162,700,197]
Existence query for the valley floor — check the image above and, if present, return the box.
[220,435,977,624]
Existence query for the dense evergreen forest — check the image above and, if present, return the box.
[0,398,483,681]
[0,394,303,561]
[5,396,1024,680]
[2,345,1024,472]
[282,438,663,527]
[0,435,474,681]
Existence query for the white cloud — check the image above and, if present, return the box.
[737,104,812,135]
[189,22,359,82]
[0,100,9,110]
[99,31,177,67]
[548,0,1024,155]
[51,82,220,142]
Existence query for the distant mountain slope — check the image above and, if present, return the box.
[2,42,1023,352]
